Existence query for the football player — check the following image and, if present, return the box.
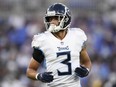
[26,3,92,87]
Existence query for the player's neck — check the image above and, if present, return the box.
[52,29,68,40]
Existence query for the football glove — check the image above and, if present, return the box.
[75,65,89,78]
[36,72,54,83]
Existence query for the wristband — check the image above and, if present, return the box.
[86,68,90,72]
[35,73,39,80]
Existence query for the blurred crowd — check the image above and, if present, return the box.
[0,0,116,87]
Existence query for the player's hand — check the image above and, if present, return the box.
[36,72,54,83]
[75,65,89,78]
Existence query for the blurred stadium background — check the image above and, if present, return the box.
[0,0,116,87]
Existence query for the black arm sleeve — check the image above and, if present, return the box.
[32,47,45,63]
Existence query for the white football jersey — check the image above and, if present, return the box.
[31,28,87,87]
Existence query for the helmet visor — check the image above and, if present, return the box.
[44,15,63,23]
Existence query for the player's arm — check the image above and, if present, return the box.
[26,47,44,80]
[26,47,54,82]
[80,47,91,70]
[75,42,92,77]
[26,57,40,80]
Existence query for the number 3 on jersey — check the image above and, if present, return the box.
[56,51,72,76]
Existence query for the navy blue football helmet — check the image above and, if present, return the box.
[44,3,71,32]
